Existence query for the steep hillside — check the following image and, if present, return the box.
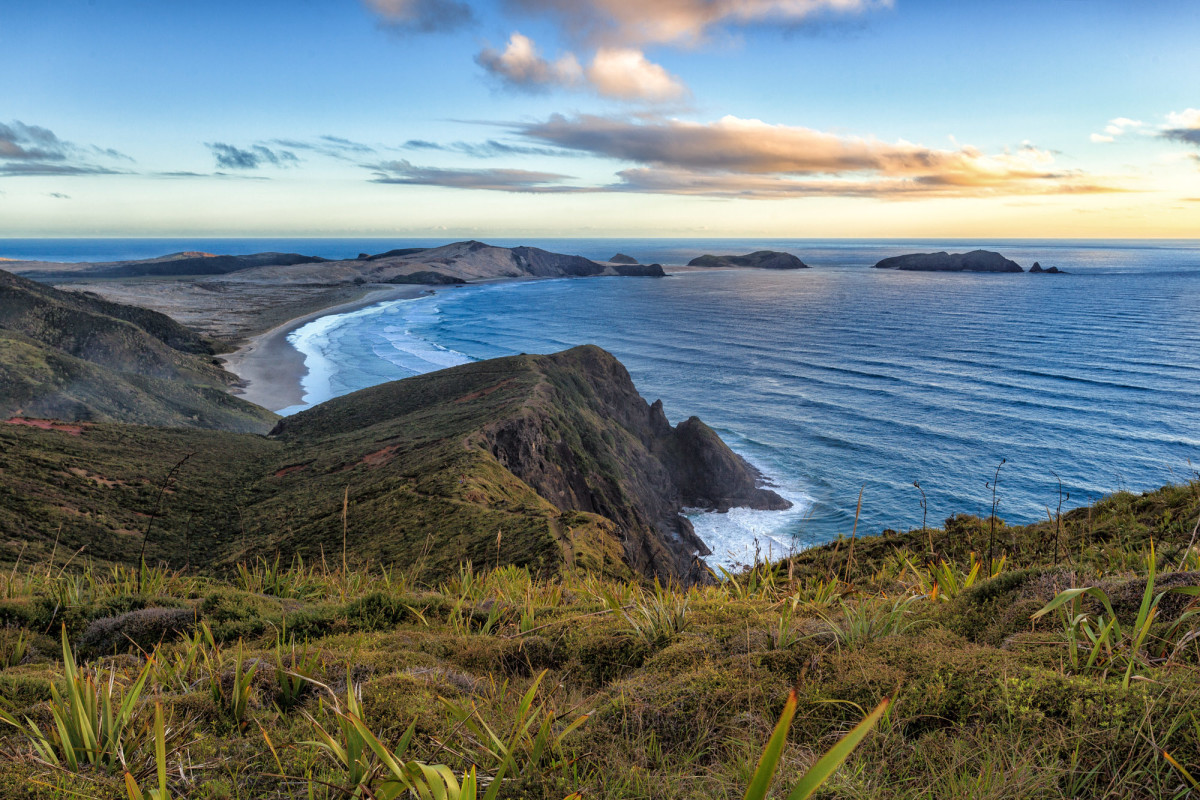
[257,346,787,581]
[0,269,277,432]
[1,346,786,583]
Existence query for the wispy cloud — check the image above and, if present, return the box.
[157,171,271,180]
[476,32,687,102]
[206,143,300,170]
[0,120,128,178]
[268,135,378,159]
[1090,117,1143,143]
[363,0,474,33]
[369,159,581,191]
[400,138,575,158]
[46,192,71,199]
[504,0,892,45]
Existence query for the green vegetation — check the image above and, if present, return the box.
[0,481,1197,798]
[0,268,276,432]
[2,346,784,585]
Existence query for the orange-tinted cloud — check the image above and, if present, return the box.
[506,0,891,45]
[586,48,688,101]
[514,114,1120,196]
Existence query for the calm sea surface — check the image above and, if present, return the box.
[7,238,1199,567]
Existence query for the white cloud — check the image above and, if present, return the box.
[585,48,687,101]
[1165,108,1200,129]
[477,33,687,102]
[475,33,584,90]
[1090,133,1114,144]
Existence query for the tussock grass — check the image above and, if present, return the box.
[1,481,1199,798]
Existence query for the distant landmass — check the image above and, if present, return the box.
[687,251,808,269]
[2,241,673,345]
[873,250,1024,272]
[12,251,330,281]
[609,253,639,264]
[5,240,666,284]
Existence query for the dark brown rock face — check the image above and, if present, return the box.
[480,346,790,581]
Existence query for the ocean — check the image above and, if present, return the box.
[6,237,1200,568]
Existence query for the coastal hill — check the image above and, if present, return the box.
[874,250,1024,272]
[2,241,670,345]
[4,240,665,286]
[1,343,785,582]
[687,250,808,269]
[0,269,277,432]
[262,345,788,581]
[11,251,329,281]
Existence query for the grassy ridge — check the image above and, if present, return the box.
[0,488,1197,798]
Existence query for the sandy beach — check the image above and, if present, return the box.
[219,284,433,412]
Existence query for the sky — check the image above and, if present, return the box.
[1,0,1198,238]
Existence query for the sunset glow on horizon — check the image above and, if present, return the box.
[2,0,1198,238]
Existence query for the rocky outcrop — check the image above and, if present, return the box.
[268,345,788,582]
[874,250,1023,272]
[614,263,666,277]
[384,271,467,285]
[609,253,639,264]
[688,251,808,270]
[1029,262,1064,274]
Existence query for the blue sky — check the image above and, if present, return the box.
[2,0,1198,237]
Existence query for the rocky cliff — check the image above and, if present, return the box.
[263,346,788,582]
[874,250,1023,272]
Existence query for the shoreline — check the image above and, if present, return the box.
[217,269,707,413]
[219,284,434,412]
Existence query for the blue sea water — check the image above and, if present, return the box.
[7,237,1200,568]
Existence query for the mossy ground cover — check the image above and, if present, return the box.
[1,484,1198,799]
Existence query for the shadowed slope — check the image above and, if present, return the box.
[0,269,277,432]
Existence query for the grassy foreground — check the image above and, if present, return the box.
[1,483,1199,799]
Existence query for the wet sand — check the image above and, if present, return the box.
[219,285,432,412]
